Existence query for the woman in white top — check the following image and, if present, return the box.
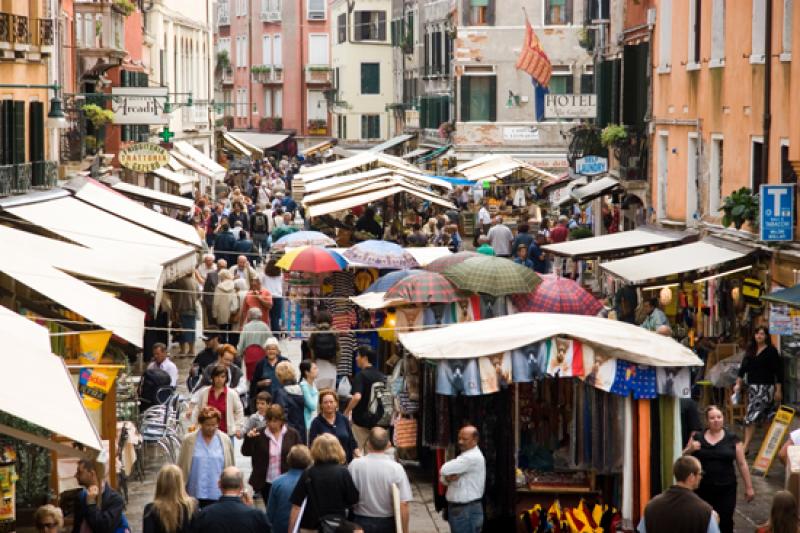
[261,259,284,333]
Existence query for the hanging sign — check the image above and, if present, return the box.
[77,331,118,410]
[118,142,170,173]
[544,94,597,119]
[111,87,169,125]
[575,155,608,176]
[760,184,795,242]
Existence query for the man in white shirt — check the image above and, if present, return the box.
[439,425,485,533]
[474,202,492,247]
[486,215,514,257]
[348,428,412,533]
[148,343,178,387]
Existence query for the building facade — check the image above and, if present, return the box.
[215,0,332,141]
[331,0,395,144]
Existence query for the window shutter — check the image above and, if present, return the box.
[378,12,386,41]
[121,70,129,87]
[488,76,497,122]
[460,77,471,122]
[0,101,8,164]
[13,101,25,165]
[29,101,44,184]
[445,34,452,74]
[486,0,496,25]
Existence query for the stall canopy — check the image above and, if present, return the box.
[570,176,621,204]
[65,178,202,247]
[543,227,686,259]
[402,147,433,161]
[302,139,336,158]
[762,284,800,308]
[455,154,558,183]
[224,132,265,158]
[152,167,198,195]
[111,181,195,210]
[416,144,452,163]
[0,306,103,454]
[228,131,289,151]
[222,132,254,158]
[398,312,704,367]
[368,134,415,153]
[599,239,753,286]
[305,182,455,217]
[173,141,227,179]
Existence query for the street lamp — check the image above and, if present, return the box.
[46,93,67,129]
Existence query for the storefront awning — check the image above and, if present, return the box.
[302,139,335,157]
[402,148,432,160]
[225,132,266,158]
[416,144,452,163]
[173,141,227,177]
[368,134,415,153]
[6,196,197,284]
[570,176,620,204]
[306,184,455,217]
[151,167,198,195]
[170,150,217,180]
[112,181,195,210]
[227,131,289,151]
[0,306,103,454]
[762,285,800,308]
[599,240,753,286]
[398,312,703,367]
[543,227,684,259]
[222,132,254,158]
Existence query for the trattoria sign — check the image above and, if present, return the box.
[118,142,170,172]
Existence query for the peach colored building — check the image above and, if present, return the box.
[217,0,331,140]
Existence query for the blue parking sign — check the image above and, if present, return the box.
[760,184,795,241]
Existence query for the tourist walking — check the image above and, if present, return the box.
[344,346,387,449]
[212,270,239,344]
[684,405,754,533]
[273,361,307,439]
[639,456,720,533]
[143,464,198,533]
[439,425,486,533]
[177,406,235,508]
[307,311,339,390]
[309,389,359,463]
[266,445,312,533]
[288,434,360,533]
[734,326,784,455]
[190,467,269,533]
[236,308,271,377]
[250,337,290,400]
[348,428,412,533]
[189,364,245,440]
[72,458,127,533]
[299,359,320,440]
[238,277,272,329]
[486,215,513,257]
[262,259,285,333]
[241,404,303,505]
[197,344,246,396]
[148,343,178,388]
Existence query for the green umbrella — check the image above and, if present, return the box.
[442,256,541,296]
[271,225,298,242]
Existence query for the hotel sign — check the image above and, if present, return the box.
[544,94,597,119]
[111,87,170,125]
[118,142,170,173]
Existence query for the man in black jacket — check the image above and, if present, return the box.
[72,458,126,533]
[191,466,269,533]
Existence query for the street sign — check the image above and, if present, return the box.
[111,87,169,125]
[760,184,795,242]
[544,94,597,119]
[503,126,539,142]
[575,155,608,176]
[118,142,170,173]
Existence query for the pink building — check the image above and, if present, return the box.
[217,0,331,139]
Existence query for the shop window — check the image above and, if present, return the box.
[544,0,573,25]
[354,11,386,41]
[361,115,380,139]
[361,63,380,95]
[460,75,496,122]
[751,138,764,191]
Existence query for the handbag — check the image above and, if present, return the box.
[393,415,418,449]
[305,472,346,533]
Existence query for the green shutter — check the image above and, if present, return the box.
[360,63,380,94]
[460,77,471,122]
[13,101,24,164]
[488,76,497,122]
[470,0,488,6]
[420,97,429,128]
[121,70,130,87]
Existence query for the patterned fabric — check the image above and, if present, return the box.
[425,251,481,273]
[364,269,424,293]
[511,275,604,315]
[609,361,657,399]
[337,332,357,377]
[384,271,462,304]
[442,256,541,296]
[745,384,776,424]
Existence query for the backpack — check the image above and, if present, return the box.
[312,331,337,361]
[252,212,268,234]
[139,367,172,409]
[367,379,394,428]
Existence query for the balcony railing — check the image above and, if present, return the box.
[181,104,208,127]
[221,67,233,84]
[260,0,281,21]
[218,3,230,25]
[260,10,280,21]
[305,65,332,84]
[251,66,283,83]
[74,2,126,57]
[0,14,52,46]
[0,161,59,196]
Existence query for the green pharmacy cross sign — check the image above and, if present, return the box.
[158,127,175,143]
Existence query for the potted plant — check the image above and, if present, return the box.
[578,28,595,51]
[308,119,327,134]
[600,124,627,147]
[721,187,760,231]
[112,0,136,16]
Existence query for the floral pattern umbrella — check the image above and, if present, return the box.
[384,271,462,304]
[424,251,481,273]
[273,230,336,250]
[365,269,425,293]
[275,245,348,273]
[510,274,604,315]
[343,240,420,269]
[442,256,541,296]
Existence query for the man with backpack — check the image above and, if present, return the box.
[344,346,389,449]
[250,204,272,257]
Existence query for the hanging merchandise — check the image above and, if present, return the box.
[655,367,691,398]
[511,342,547,383]
[542,337,587,378]
[0,447,17,526]
[393,415,418,450]
[478,353,512,394]
[435,359,482,396]
[581,350,617,392]
[77,330,116,410]
[609,361,657,399]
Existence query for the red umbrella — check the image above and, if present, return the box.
[384,271,462,304]
[511,275,604,315]
[425,251,481,273]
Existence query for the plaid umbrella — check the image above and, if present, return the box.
[275,245,348,273]
[424,251,481,273]
[384,271,462,304]
[511,275,604,315]
[343,240,419,269]
[442,256,541,296]
[273,230,336,250]
[365,269,425,293]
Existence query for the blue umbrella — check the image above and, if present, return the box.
[343,240,420,269]
[365,269,425,293]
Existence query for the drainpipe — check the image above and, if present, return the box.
[249,0,254,130]
[762,0,773,186]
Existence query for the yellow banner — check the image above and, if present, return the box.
[77,331,117,410]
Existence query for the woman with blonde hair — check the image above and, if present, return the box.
[288,434,359,533]
[34,504,63,532]
[273,361,307,440]
[143,464,198,533]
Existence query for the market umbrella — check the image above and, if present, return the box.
[442,256,541,296]
[343,240,420,269]
[424,251,481,273]
[384,271,462,304]
[275,245,348,273]
[273,230,336,250]
[365,269,425,293]
[510,275,604,316]
[271,225,298,242]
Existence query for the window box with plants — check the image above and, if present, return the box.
[601,124,628,169]
[260,117,282,132]
[112,0,136,16]
[307,119,328,135]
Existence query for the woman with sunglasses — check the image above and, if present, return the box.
[684,405,754,533]
[34,505,63,532]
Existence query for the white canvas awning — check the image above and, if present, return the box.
[299,152,420,183]
[222,132,251,156]
[68,178,202,247]
[599,240,751,285]
[402,148,432,160]
[0,306,103,454]
[368,134,415,153]
[7,196,197,284]
[173,141,226,177]
[459,154,557,183]
[543,228,682,259]
[225,132,266,158]
[570,176,620,204]
[302,140,335,157]
[152,167,198,195]
[350,292,404,310]
[112,181,195,210]
[306,185,455,217]
[405,247,452,267]
[170,150,217,180]
[227,132,289,151]
[303,168,395,194]
[398,312,704,367]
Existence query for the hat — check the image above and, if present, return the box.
[201,331,220,341]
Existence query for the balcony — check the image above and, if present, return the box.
[251,65,283,84]
[307,120,328,136]
[305,65,333,85]
[612,126,648,181]
[181,104,209,129]
[0,161,57,197]
[221,66,234,85]
[74,1,127,66]
[217,2,230,26]
[0,13,54,58]
[260,10,280,22]
[260,0,281,21]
